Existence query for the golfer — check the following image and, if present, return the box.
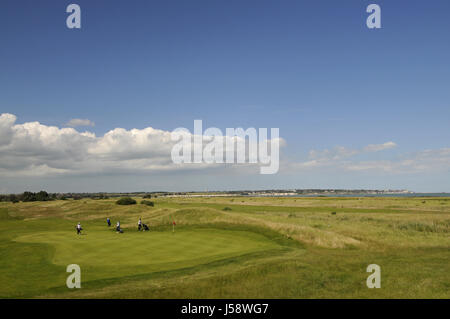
[138,218,142,231]
[107,217,111,227]
[116,221,121,233]
[76,222,82,235]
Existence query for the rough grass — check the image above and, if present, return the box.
[0,196,449,298]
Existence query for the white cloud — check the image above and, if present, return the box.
[2,113,448,179]
[289,142,450,174]
[0,113,16,146]
[363,141,397,152]
[344,148,450,173]
[66,118,95,127]
[0,114,283,177]
[309,146,359,161]
[298,142,397,169]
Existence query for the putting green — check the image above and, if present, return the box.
[15,227,281,282]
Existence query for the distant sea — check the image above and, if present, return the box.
[280,193,450,198]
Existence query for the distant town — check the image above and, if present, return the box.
[161,189,414,198]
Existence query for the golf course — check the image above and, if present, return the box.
[0,196,449,298]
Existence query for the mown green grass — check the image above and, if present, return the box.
[15,228,281,280]
[0,197,449,298]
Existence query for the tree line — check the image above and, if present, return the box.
[0,191,111,203]
[0,191,56,203]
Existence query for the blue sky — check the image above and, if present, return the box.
[1,0,449,192]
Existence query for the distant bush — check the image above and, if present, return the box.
[116,197,137,205]
[142,194,152,199]
[141,200,154,207]
[21,191,53,202]
[223,207,232,211]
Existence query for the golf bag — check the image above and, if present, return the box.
[143,224,149,231]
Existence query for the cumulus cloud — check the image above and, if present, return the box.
[0,113,16,146]
[0,114,283,177]
[66,118,95,127]
[2,113,448,179]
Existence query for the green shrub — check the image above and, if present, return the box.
[223,207,232,211]
[116,197,137,205]
[21,191,53,202]
[141,200,154,207]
